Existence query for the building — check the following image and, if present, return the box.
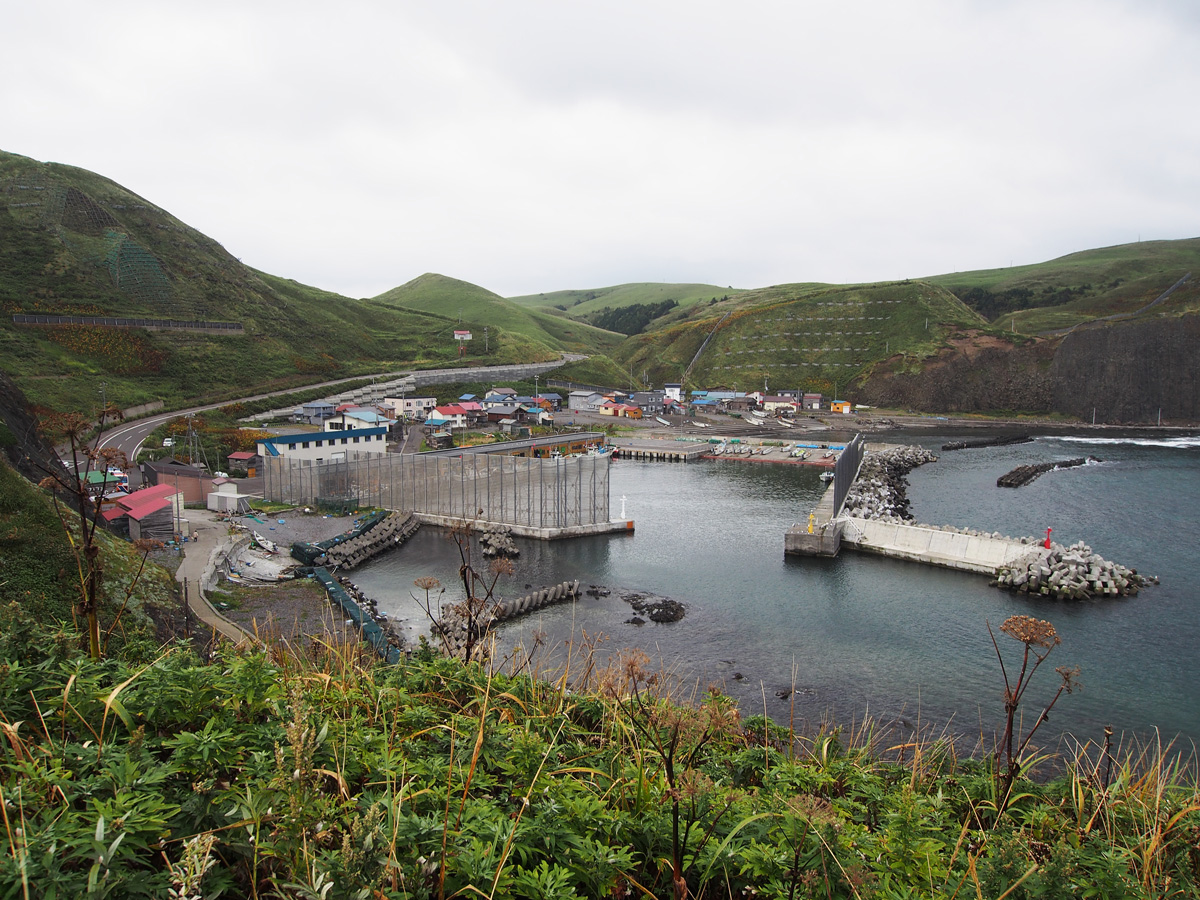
[831,400,852,414]
[483,387,518,408]
[664,383,682,403]
[802,393,823,411]
[382,396,437,421]
[101,483,185,541]
[762,396,799,415]
[141,458,218,505]
[326,409,390,431]
[298,400,337,425]
[568,390,604,412]
[207,478,253,514]
[256,426,390,463]
[226,450,261,477]
[430,405,468,429]
[631,390,666,416]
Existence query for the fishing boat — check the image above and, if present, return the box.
[778,419,793,428]
[656,416,672,426]
[820,471,834,483]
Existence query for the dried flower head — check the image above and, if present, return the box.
[413,576,441,591]
[1000,615,1061,649]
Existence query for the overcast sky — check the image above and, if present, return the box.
[5,1,1199,298]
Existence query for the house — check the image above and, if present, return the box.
[664,383,682,403]
[457,400,486,425]
[802,393,823,411]
[831,400,852,414]
[722,396,755,413]
[141,458,217,505]
[631,391,666,416]
[431,405,468,429]
[256,427,390,463]
[226,450,260,477]
[486,405,520,423]
[325,409,390,431]
[299,400,337,426]
[382,396,437,421]
[101,483,185,541]
[568,390,604,412]
[483,387,518,408]
[599,402,642,418]
[762,396,799,415]
[539,391,563,410]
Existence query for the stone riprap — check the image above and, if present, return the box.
[994,541,1155,599]
[479,524,520,558]
[841,445,938,520]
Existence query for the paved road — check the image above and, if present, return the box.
[175,507,255,645]
[95,356,580,485]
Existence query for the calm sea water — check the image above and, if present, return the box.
[353,430,1200,750]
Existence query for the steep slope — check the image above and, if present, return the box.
[0,151,571,414]
[615,280,987,395]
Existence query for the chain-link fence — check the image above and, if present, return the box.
[264,451,612,530]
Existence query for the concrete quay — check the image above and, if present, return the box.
[837,518,1034,574]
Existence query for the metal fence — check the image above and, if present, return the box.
[263,451,611,530]
[12,314,243,331]
[832,433,865,517]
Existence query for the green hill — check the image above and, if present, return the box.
[0,151,576,414]
[926,239,1200,332]
[375,273,625,357]
[612,280,987,395]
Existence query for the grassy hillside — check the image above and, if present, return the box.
[0,453,177,645]
[510,281,741,317]
[0,152,577,415]
[615,280,988,395]
[927,238,1200,332]
[374,273,625,357]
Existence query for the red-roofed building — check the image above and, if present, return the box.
[227,450,260,477]
[102,483,184,541]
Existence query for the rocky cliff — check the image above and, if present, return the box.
[1050,315,1200,423]
[857,314,1200,425]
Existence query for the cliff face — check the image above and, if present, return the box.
[1050,316,1200,424]
[857,314,1200,425]
[856,336,1056,414]
[0,370,70,485]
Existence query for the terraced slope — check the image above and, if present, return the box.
[616,280,986,394]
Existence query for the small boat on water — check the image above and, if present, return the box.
[820,471,834,483]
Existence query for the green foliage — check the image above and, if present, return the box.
[1,604,1197,899]
[588,298,678,335]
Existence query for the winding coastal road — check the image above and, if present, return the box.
[94,356,582,485]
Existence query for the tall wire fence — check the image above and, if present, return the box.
[264,452,612,530]
[832,433,865,516]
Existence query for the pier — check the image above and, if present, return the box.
[836,518,1033,574]
[609,440,709,462]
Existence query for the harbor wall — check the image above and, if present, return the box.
[839,517,1032,574]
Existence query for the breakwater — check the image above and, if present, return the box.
[994,541,1155,599]
[434,579,582,657]
[941,434,1032,451]
[291,511,419,571]
[825,442,1150,600]
[997,457,1097,488]
[311,567,405,663]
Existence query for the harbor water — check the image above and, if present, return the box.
[352,430,1200,750]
